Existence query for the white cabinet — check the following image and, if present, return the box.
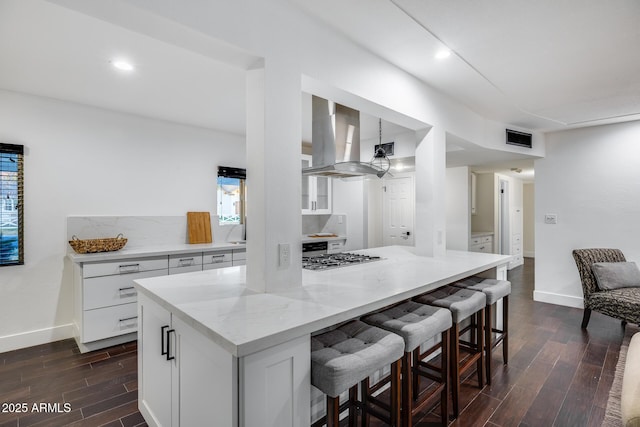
[470,235,493,253]
[138,292,310,427]
[138,293,238,427]
[202,249,232,270]
[73,247,246,353]
[169,253,203,275]
[232,248,246,266]
[327,240,345,254]
[302,154,332,215]
[73,256,168,353]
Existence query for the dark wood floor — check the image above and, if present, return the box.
[0,258,627,426]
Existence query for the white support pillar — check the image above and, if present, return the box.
[245,60,302,293]
[414,126,447,257]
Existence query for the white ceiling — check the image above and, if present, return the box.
[1,0,639,179]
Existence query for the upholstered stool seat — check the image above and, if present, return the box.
[415,286,486,418]
[311,320,405,426]
[363,301,452,426]
[453,276,511,384]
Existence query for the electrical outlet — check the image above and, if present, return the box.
[544,214,558,224]
[278,243,290,268]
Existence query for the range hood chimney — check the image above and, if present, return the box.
[302,96,388,178]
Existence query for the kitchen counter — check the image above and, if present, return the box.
[134,246,509,357]
[471,231,494,238]
[135,246,511,427]
[67,241,245,263]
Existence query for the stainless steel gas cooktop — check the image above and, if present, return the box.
[302,252,382,271]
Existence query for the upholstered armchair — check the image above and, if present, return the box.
[572,248,640,328]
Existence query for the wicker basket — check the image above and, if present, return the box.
[69,234,128,254]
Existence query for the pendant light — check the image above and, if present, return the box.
[370,118,391,176]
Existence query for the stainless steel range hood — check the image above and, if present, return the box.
[302,96,387,178]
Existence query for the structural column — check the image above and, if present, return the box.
[245,59,303,292]
[414,126,447,257]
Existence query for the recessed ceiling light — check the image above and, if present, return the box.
[111,60,134,72]
[435,49,451,60]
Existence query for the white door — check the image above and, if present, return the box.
[383,176,414,246]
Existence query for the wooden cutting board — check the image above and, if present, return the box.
[187,212,212,244]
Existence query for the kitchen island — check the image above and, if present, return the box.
[134,246,511,427]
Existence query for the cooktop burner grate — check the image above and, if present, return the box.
[302,252,382,270]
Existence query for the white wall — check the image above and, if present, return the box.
[0,90,245,351]
[523,183,535,258]
[332,179,366,251]
[535,120,640,307]
[446,167,470,250]
[471,173,495,233]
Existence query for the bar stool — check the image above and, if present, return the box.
[452,276,511,385]
[362,301,452,426]
[414,286,486,418]
[311,320,405,427]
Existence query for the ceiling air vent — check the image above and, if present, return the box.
[506,129,532,148]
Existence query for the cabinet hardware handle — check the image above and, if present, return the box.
[119,316,138,322]
[161,325,169,356]
[166,329,176,361]
[118,286,136,294]
[211,255,225,262]
[119,263,140,273]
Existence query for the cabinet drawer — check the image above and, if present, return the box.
[169,253,203,269]
[83,256,168,278]
[203,250,232,267]
[232,259,246,266]
[82,303,138,342]
[232,249,246,261]
[169,265,203,275]
[470,237,481,245]
[84,269,163,310]
[512,234,522,245]
[203,261,233,270]
[481,236,492,244]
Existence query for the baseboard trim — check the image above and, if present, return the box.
[0,324,74,353]
[524,251,535,258]
[533,291,584,309]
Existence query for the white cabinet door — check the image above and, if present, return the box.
[138,293,173,427]
[173,316,237,427]
[302,154,332,215]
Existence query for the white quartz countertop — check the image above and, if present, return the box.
[67,242,246,263]
[134,246,511,358]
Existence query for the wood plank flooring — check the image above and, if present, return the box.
[0,258,627,426]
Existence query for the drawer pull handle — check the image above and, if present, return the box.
[211,255,226,263]
[178,257,195,266]
[166,329,176,361]
[119,263,140,273]
[118,286,136,295]
[161,325,169,356]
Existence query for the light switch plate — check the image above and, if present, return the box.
[544,214,558,224]
[278,243,290,268]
